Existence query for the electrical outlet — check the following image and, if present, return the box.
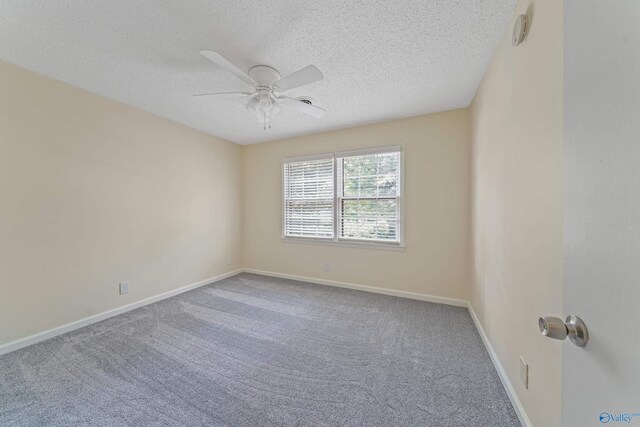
[322,263,331,272]
[119,282,129,295]
[520,356,529,389]
[225,257,231,266]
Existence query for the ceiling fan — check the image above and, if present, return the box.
[195,50,326,129]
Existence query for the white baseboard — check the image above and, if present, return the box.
[0,269,243,356]
[468,304,532,427]
[241,268,468,307]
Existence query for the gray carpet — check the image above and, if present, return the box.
[0,273,520,426]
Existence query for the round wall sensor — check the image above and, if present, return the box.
[512,14,528,47]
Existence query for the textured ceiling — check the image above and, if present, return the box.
[0,0,515,144]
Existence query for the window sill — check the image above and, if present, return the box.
[281,237,406,251]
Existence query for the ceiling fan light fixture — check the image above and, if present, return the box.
[245,95,260,112]
[257,91,273,114]
[252,90,278,129]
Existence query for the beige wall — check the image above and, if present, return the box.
[243,110,471,300]
[0,61,242,346]
[470,0,563,426]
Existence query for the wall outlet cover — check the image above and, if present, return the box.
[119,282,129,295]
[322,263,331,272]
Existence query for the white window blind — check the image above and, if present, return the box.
[283,146,401,245]
[283,157,334,238]
[337,150,400,242]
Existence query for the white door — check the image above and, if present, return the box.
[563,1,640,426]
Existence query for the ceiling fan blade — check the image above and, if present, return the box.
[273,65,323,92]
[192,91,252,97]
[200,50,256,87]
[279,96,326,118]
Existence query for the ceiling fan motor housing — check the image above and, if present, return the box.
[248,65,281,88]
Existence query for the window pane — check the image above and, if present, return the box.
[342,152,399,198]
[284,159,334,200]
[341,199,397,241]
[284,200,334,238]
[283,158,334,238]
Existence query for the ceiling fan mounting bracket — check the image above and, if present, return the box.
[248,65,281,88]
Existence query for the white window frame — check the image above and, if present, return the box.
[282,145,405,250]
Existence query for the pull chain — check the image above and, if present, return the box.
[262,111,272,130]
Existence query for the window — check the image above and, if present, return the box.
[337,150,400,242]
[283,156,334,239]
[283,146,402,246]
